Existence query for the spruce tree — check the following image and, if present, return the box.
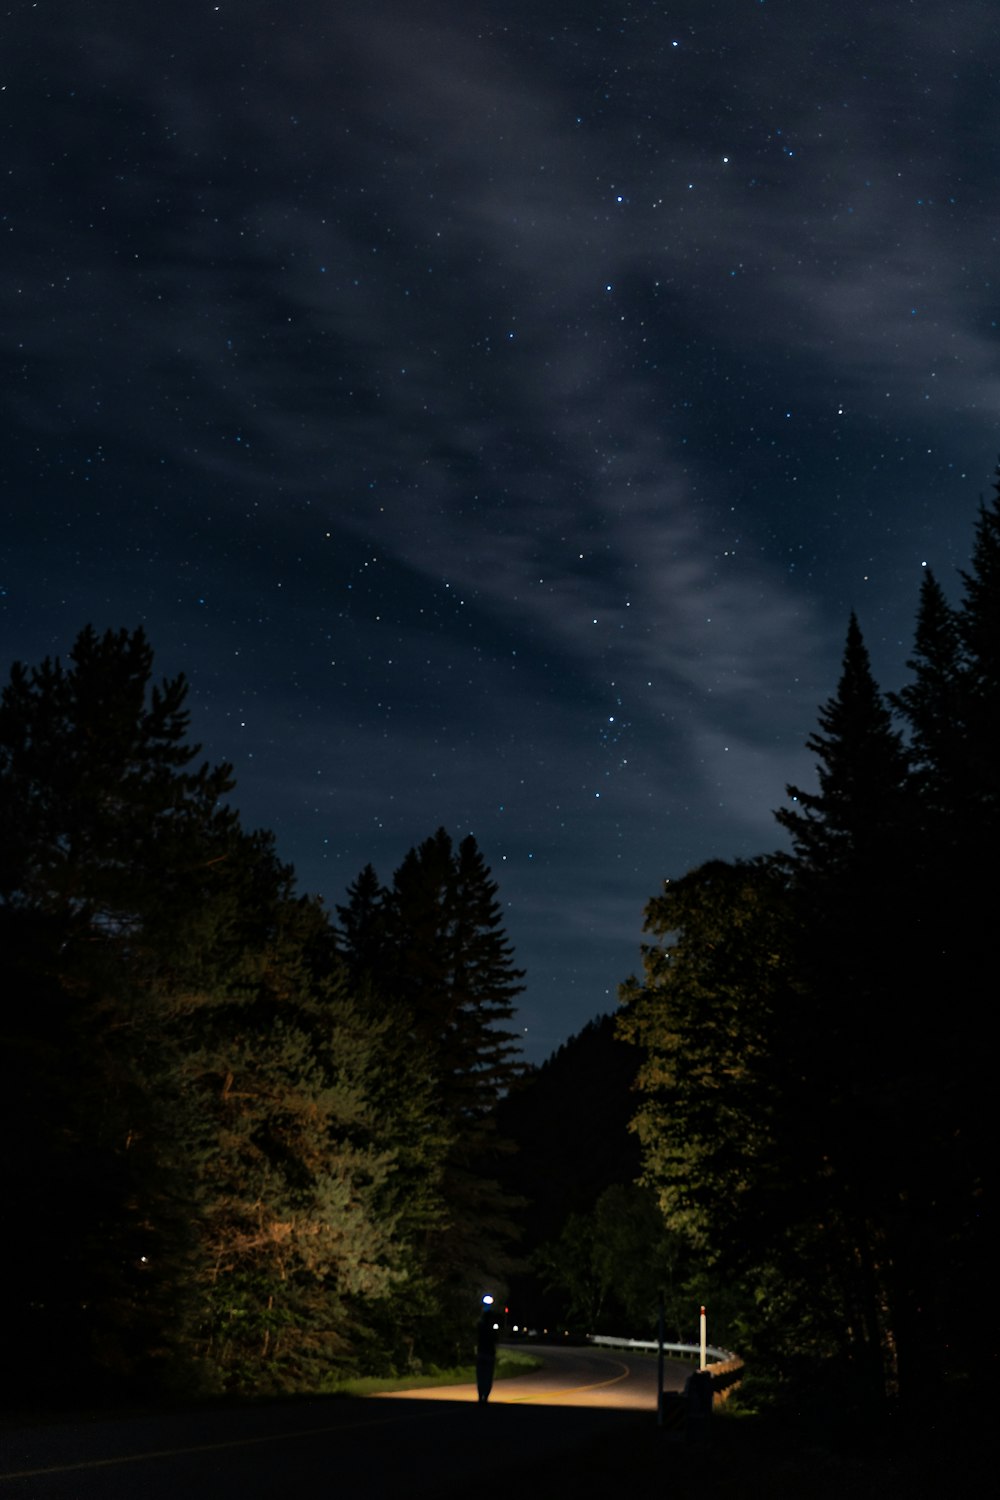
[0,627,403,1397]
[382,829,525,1348]
[958,472,1000,820]
[774,612,918,1146]
[0,624,237,927]
[775,613,912,880]
[890,571,964,818]
[335,862,389,988]
[175,841,404,1393]
[904,476,1000,1375]
[774,615,936,1400]
[892,478,1000,1227]
[383,829,525,1121]
[0,628,239,1395]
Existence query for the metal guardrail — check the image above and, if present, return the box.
[588,1332,745,1424]
[587,1333,735,1363]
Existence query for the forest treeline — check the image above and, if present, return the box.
[617,478,1000,1409]
[0,629,524,1402]
[3,479,996,1415]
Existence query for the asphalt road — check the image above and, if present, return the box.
[384,1341,685,1408]
[0,1347,690,1498]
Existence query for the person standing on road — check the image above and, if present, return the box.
[476,1296,499,1403]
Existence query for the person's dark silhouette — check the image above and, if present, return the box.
[476,1308,499,1403]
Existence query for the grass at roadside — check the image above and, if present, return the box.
[321,1349,541,1397]
[0,1352,543,1427]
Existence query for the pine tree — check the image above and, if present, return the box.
[890,482,1000,1289]
[382,829,525,1346]
[958,472,1000,820]
[775,613,913,881]
[0,627,404,1397]
[773,613,918,1103]
[893,474,1000,834]
[0,627,241,1395]
[890,571,964,818]
[384,829,525,1123]
[182,877,402,1392]
[620,480,1000,1407]
[0,624,237,929]
[774,616,942,1400]
[911,476,1000,1373]
[332,831,527,1361]
[335,863,389,988]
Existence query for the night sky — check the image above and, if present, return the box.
[4,2,998,1060]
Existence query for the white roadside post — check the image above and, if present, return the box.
[657,1294,665,1427]
[700,1305,707,1371]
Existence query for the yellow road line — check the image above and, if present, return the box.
[499,1357,632,1403]
[0,1409,427,1482]
[1,1358,638,1478]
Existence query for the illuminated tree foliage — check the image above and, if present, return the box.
[533,1182,687,1336]
[619,859,794,1252]
[337,829,525,1358]
[1,628,525,1398]
[0,627,240,1395]
[171,855,405,1392]
[616,859,847,1364]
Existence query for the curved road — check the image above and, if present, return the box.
[386,1341,688,1408]
[0,1347,688,1498]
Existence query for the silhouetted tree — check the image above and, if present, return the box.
[891,571,965,819]
[0,628,404,1398]
[775,613,913,880]
[0,627,241,1394]
[383,830,524,1344]
[889,480,1000,1382]
[335,862,389,987]
[620,474,1000,1411]
[334,829,526,1358]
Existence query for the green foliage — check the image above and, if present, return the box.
[620,632,940,1396]
[618,858,797,1256]
[0,629,236,1396]
[534,1183,686,1335]
[0,624,237,930]
[383,827,525,1118]
[335,862,388,988]
[498,1014,640,1246]
[337,828,526,1360]
[1,627,442,1400]
[1,626,531,1399]
[619,473,1000,1409]
[320,1349,541,1396]
[493,1013,642,1335]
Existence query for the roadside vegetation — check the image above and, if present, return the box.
[323,1350,541,1397]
